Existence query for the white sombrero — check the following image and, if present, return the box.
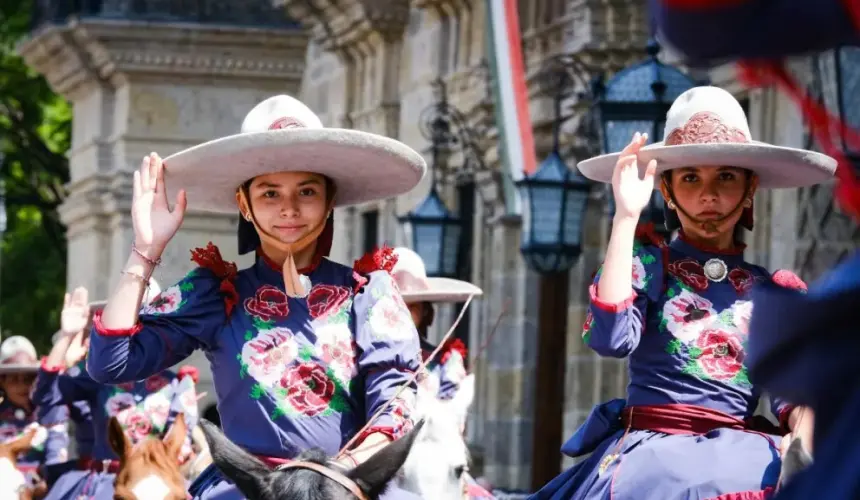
[162,95,426,213]
[0,336,39,374]
[392,247,483,303]
[52,278,162,345]
[578,86,836,188]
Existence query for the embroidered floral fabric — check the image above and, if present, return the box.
[87,250,421,460]
[0,398,67,470]
[585,234,794,420]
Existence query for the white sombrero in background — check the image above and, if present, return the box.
[392,247,483,303]
[578,86,836,189]
[52,278,162,345]
[162,94,426,213]
[0,336,39,374]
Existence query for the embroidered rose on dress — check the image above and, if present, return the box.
[668,258,709,291]
[662,290,717,343]
[241,327,299,388]
[144,374,171,393]
[141,285,185,315]
[319,338,358,383]
[728,268,755,295]
[693,329,745,380]
[279,362,336,417]
[367,295,414,342]
[729,300,753,335]
[142,392,171,431]
[105,392,137,417]
[307,285,351,320]
[631,255,648,290]
[118,408,154,445]
[388,393,417,437]
[581,311,594,341]
[244,285,290,323]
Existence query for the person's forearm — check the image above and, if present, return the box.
[100,249,161,329]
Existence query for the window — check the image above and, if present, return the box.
[362,210,379,254]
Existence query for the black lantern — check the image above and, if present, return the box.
[596,40,697,235]
[817,46,860,162]
[399,187,462,278]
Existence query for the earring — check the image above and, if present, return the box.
[743,198,753,208]
[667,200,676,210]
[243,213,252,222]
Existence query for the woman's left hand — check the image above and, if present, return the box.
[783,406,814,457]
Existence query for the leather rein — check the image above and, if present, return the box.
[276,461,369,500]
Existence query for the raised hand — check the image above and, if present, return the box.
[611,132,658,220]
[60,287,90,337]
[132,153,187,258]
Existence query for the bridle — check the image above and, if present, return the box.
[276,461,368,500]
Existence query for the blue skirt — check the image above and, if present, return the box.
[44,470,116,500]
[189,463,423,500]
[529,400,781,500]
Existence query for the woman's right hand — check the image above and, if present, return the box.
[132,152,187,259]
[611,132,658,220]
[60,287,90,337]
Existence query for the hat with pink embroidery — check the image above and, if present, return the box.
[391,247,483,303]
[578,86,837,189]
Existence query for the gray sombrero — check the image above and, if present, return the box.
[578,86,836,189]
[162,94,427,214]
[0,336,39,374]
[391,247,483,304]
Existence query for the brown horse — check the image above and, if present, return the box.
[0,427,47,500]
[108,414,189,500]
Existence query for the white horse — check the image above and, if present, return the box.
[398,373,477,499]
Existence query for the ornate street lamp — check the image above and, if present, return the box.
[517,63,593,274]
[595,40,697,236]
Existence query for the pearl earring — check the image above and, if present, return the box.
[667,200,676,210]
[743,198,752,208]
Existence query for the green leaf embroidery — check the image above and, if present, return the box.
[719,309,735,327]
[666,288,676,298]
[732,369,751,387]
[249,384,265,400]
[176,299,187,311]
[582,332,591,344]
[180,281,195,292]
[252,316,274,330]
[236,354,249,379]
[665,339,682,355]
[682,360,706,378]
[688,346,703,359]
[678,281,693,292]
[185,269,199,279]
[640,254,656,265]
[271,404,287,421]
[298,345,315,362]
[244,330,255,341]
[659,316,669,332]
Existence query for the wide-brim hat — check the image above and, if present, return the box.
[52,278,163,345]
[391,247,483,303]
[578,86,837,189]
[0,336,39,374]
[161,95,426,214]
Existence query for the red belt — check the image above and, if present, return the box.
[621,404,782,436]
[77,457,120,474]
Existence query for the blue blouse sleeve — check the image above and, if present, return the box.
[87,256,231,384]
[33,362,100,425]
[584,239,664,358]
[352,270,422,442]
[42,417,70,466]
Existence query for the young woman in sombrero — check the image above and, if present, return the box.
[391,247,482,401]
[527,86,836,500]
[0,335,68,494]
[34,285,200,500]
[84,94,427,499]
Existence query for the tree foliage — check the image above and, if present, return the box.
[0,0,71,353]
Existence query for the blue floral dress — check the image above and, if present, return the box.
[86,244,423,500]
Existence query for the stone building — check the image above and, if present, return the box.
[19,0,857,492]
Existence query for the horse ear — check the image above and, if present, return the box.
[108,417,131,460]
[164,413,187,459]
[6,428,36,457]
[347,419,425,497]
[451,373,475,418]
[198,419,272,499]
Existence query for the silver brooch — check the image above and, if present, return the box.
[704,258,728,282]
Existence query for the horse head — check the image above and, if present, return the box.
[109,413,189,500]
[398,373,476,499]
[200,418,424,500]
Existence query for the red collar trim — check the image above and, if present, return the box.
[677,231,746,256]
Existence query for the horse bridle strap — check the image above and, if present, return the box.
[276,461,369,500]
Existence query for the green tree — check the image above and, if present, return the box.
[0,0,71,353]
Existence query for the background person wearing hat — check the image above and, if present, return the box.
[84,94,426,499]
[0,335,68,496]
[528,86,835,500]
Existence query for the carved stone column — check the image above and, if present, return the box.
[19,2,308,416]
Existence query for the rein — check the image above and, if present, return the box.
[276,461,369,500]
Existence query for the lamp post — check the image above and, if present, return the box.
[595,40,697,237]
[519,57,597,491]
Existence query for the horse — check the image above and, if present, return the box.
[108,413,189,500]
[397,373,476,499]
[199,418,425,500]
[0,427,47,500]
